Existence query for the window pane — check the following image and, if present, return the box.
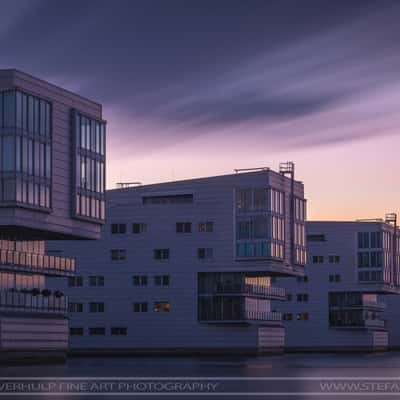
[3,91,15,128]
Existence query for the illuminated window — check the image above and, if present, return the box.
[154,302,170,313]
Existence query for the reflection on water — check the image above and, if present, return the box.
[0,352,400,399]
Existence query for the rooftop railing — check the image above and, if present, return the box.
[0,249,75,276]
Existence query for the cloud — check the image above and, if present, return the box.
[0,0,400,152]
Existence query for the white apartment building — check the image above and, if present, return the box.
[275,217,399,352]
[0,70,106,362]
[49,164,307,354]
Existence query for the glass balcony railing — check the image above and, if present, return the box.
[0,290,67,314]
[0,249,75,276]
[200,309,282,323]
[329,300,386,311]
[202,284,286,300]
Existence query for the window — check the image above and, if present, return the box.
[198,248,214,259]
[297,294,308,302]
[312,256,324,264]
[73,110,106,222]
[307,234,325,242]
[133,275,148,286]
[68,303,83,313]
[154,302,170,312]
[133,302,148,312]
[329,274,341,283]
[133,223,147,234]
[286,294,292,301]
[358,232,370,249]
[297,276,308,283]
[283,313,293,321]
[154,275,170,286]
[89,327,106,336]
[111,249,127,260]
[297,313,309,321]
[143,194,193,204]
[111,327,128,336]
[89,302,105,313]
[68,276,83,287]
[111,224,126,234]
[370,232,382,248]
[176,222,191,233]
[329,255,340,264]
[154,249,169,260]
[199,222,214,232]
[89,276,104,287]
[70,327,84,336]
[0,90,52,209]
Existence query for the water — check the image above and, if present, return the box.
[1,352,400,399]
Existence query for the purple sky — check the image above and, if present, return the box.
[1,0,399,220]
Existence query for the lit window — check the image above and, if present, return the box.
[154,302,170,313]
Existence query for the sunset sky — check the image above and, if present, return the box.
[1,0,399,220]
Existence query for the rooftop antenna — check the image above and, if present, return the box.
[385,213,398,288]
[279,162,295,268]
[116,182,142,189]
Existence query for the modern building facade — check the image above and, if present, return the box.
[0,70,106,361]
[275,217,399,352]
[50,165,307,354]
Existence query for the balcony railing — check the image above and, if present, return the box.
[204,284,286,300]
[0,249,75,276]
[200,310,282,323]
[0,290,67,314]
[330,300,386,311]
[244,310,282,322]
[243,285,286,299]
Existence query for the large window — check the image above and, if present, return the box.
[72,110,105,222]
[0,90,51,209]
[235,188,285,260]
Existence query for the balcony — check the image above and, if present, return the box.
[0,290,67,315]
[202,284,286,301]
[331,319,386,330]
[0,249,75,276]
[200,309,282,325]
[330,300,386,312]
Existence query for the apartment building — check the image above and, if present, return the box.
[275,217,399,351]
[50,164,307,354]
[0,70,106,361]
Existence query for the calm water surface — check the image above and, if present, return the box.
[1,352,400,399]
